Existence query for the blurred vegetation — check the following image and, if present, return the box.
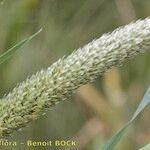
[0,0,150,150]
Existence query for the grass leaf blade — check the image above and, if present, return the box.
[0,28,42,65]
[102,123,130,150]
[139,144,150,150]
[131,86,150,121]
[102,86,150,150]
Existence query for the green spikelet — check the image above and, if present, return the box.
[0,18,150,136]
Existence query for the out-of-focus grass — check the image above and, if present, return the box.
[0,28,42,65]
[102,86,150,150]
[0,0,150,150]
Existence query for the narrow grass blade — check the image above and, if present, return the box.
[102,86,150,150]
[0,28,42,65]
[102,123,130,150]
[139,144,150,150]
[131,86,150,121]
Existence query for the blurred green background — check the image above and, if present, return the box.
[0,0,150,149]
